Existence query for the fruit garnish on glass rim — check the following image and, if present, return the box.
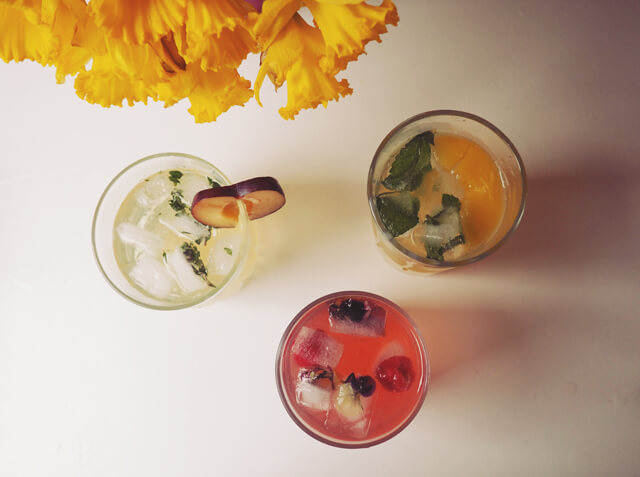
[191,177,285,227]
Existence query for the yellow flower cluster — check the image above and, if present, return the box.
[0,0,398,122]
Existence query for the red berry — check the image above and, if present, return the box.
[375,356,415,392]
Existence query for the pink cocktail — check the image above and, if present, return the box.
[276,291,429,448]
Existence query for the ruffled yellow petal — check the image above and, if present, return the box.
[250,0,302,48]
[155,64,252,122]
[90,0,187,45]
[180,0,257,72]
[185,67,253,123]
[0,0,41,23]
[279,55,351,120]
[185,0,254,39]
[48,0,92,83]
[308,0,398,74]
[192,26,256,72]
[0,2,57,64]
[74,35,165,106]
[75,70,152,107]
[256,13,351,119]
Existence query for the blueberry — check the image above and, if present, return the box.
[342,299,367,322]
[329,298,368,323]
[357,376,376,397]
[328,303,345,320]
[344,373,376,397]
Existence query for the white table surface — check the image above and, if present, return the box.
[1,1,639,475]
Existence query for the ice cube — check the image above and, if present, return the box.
[296,366,335,411]
[135,174,172,209]
[117,222,164,256]
[291,327,344,368]
[129,255,175,298]
[329,302,386,337]
[164,246,209,294]
[296,380,332,411]
[179,173,211,205]
[423,207,462,247]
[159,214,211,242]
[207,231,241,276]
[374,341,406,365]
[325,381,376,438]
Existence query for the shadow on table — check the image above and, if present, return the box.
[405,304,532,383]
[448,163,640,277]
[237,163,640,295]
[243,177,365,282]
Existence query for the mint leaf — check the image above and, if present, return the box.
[376,191,420,237]
[224,247,233,256]
[168,170,183,185]
[208,177,221,188]
[169,189,186,215]
[426,244,444,261]
[423,193,465,260]
[382,131,434,191]
[181,242,215,287]
[441,193,461,211]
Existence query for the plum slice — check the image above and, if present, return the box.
[191,176,285,227]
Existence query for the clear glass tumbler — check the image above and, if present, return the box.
[367,110,526,273]
[276,291,429,448]
[92,153,250,310]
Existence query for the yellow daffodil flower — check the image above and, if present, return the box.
[0,0,398,122]
[255,12,352,119]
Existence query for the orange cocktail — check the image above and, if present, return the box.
[368,110,526,273]
[276,292,428,448]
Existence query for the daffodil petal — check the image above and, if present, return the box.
[74,38,165,106]
[250,0,302,48]
[185,0,254,39]
[90,0,187,45]
[257,13,351,120]
[191,27,256,72]
[307,0,398,73]
[0,3,57,64]
[1,0,41,24]
[75,71,153,107]
[155,65,253,122]
[279,56,352,120]
[49,0,91,82]
[181,0,257,72]
[186,67,253,123]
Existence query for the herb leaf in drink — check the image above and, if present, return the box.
[441,193,461,210]
[180,242,215,286]
[424,193,465,260]
[169,189,187,215]
[382,131,434,192]
[169,170,183,185]
[376,191,420,237]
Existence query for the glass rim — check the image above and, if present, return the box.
[275,290,430,448]
[367,109,527,268]
[91,152,250,311]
